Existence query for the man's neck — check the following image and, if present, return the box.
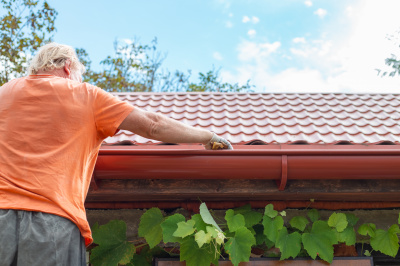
[35,68,68,79]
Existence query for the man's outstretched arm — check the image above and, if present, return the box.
[118,107,215,146]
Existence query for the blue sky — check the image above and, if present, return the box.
[49,0,400,93]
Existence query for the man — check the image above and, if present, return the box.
[0,42,232,265]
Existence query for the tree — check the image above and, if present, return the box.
[188,68,253,92]
[381,55,400,77]
[1,1,252,92]
[0,0,57,85]
[79,39,253,93]
[378,30,400,77]
[79,38,192,92]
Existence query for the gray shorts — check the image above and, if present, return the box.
[0,209,86,266]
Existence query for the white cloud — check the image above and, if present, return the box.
[229,13,233,17]
[213,52,223,61]
[293,37,306,44]
[290,39,332,58]
[215,0,231,10]
[221,0,400,93]
[314,8,327,18]
[242,15,260,24]
[252,16,260,24]
[247,29,257,38]
[242,16,250,23]
[304,1,313,7]
[345,6,353,17]
[237,40,281,62]
[225,21,233,28]
[121,38,133,45]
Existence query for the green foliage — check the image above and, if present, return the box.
[263,215,284,243]
[90,220,136,266]
[378,55,400,77]
[180,237,218,266]
[302,221,338,263]
[275,227,302,260]
[345,213,359,227]
[194,229,212,248]
[225,227,256,266]
[289,216,309,232]
[138,208,163,248]
[225,209,246,232]
[328,212,348,233]
[2,1,252,92]
[370,225,400,257]
[233,204,263,227]
[90,204,400,265]
[264,204,278,218]
[160,213,185,243]
[173,220,196,238]
[191,213,208,232]
[253,223,270,247]
[307,209,320,222]
[199,202,222,232]
[377,31,400,77]
[358,223,376,238]
[0,0,57,85]
[77,38,253,93]
[187,68,253,93]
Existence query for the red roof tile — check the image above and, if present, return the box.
[104,93,400,145]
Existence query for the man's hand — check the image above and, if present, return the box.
[204,133,233,150]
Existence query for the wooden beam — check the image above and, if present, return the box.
[86,179,400,202]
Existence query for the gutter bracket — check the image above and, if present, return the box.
[90,173,99,191]
[276,155,288,191]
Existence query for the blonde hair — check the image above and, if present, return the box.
[28,42,85,75]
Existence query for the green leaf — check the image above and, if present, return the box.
[276,227,302,260]
[302,220,338,263]
[364,250,372,256]
[138,208,164,248]
[225,227,256,266]
[328,213,348,232]
[92,220,127,247]
[173,220,196,238]
[371,225,400,257]
[91,242,135,266]
[398,213,400,225]
[90,220,135,266]
[307,209,320,222]
[234,204,263,227]
[336,227,356,246]
[195,230,212,248]
[264,204,278,218]
[180,237,217,266]
[345,213,359,227]
[161,213,185,243]
[289,216,309,232]
[262,215,284,243]
[225,209,246,232]
[199,202,222,232]
[191,214,208,232]
[130,253,151,266]
[358,223,376,238]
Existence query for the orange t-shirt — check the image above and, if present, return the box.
[0,75,134,246]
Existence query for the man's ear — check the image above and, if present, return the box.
[64,60,71,76]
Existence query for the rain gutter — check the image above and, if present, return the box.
[94,145,400,191]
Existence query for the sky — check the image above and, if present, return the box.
[48,0,400,93]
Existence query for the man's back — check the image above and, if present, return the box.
[0,74,134,245]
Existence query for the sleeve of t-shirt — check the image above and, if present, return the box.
[91,85,135,139]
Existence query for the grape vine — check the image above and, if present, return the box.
[89,203,400,266]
